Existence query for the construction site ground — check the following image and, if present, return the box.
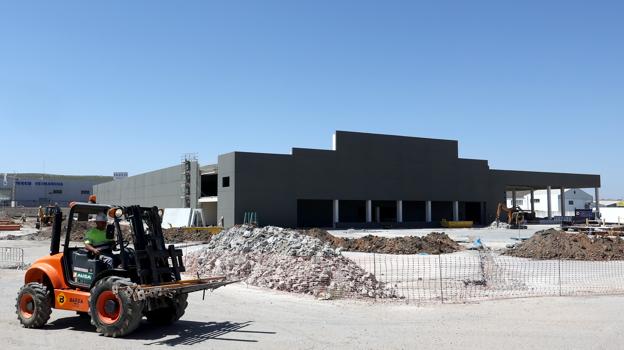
[329,224,557,250]
[0,240,623,349]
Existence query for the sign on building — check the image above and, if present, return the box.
[113,172,128,180]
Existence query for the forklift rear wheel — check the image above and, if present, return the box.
[89,276,143,337]
[15,282,52,328]
[145,293,188,325]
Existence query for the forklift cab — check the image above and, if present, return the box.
[49,202,185,292]
[51,203,132,289]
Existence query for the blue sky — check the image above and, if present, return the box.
[0,1,622,197]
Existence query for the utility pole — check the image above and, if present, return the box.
[11,172,17,208]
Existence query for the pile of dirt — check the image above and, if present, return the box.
[34,221,95,241]
[505,229,624,261]
[162,228,213,243]
[185,225,398,298]
[31,222,209,244]
[303,229,463,254]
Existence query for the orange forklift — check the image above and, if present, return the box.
[16,202,233,337]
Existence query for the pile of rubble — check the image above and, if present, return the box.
[185,225,397,299]
[199,226,336,256]
[506,229,624,261]
[303,229,462,254]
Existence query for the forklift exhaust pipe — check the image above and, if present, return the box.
[50,208,62,255]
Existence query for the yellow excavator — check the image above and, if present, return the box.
[36,205,57,229]
[496,202,527,228]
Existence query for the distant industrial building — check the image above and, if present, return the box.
[94,131,601,228]
[506,188,595,218]
[0,173,113,207]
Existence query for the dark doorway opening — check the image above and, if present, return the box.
[372,200,397,223]
[201,174,218,197]
[463,201,482,225]
[339,200,366,223]
[431,201,453,221]
[403,201,426,222]
[297,200,333,228]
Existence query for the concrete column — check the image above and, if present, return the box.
[546,186,552,219]
[425,201,432,222]
[332,200,339,228]
[397,200,403,223]
[512,190,517,208]
[560,187,566,218]
[366,200,372,223]
[595,188,600,215]
[530,190,535,214]
[453,201,459,221]
[375,207,380,223]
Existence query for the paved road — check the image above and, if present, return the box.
[3,270,624,349]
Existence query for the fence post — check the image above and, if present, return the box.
[558,258,562,297]
[373,252,376,278]
[438,254,444,303]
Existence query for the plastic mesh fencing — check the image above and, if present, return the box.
[341,251,624,303]
[0,247,25,269]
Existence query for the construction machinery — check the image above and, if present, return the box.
[16,202,234,337]
[36,205,58,229]
[496,202,529,229]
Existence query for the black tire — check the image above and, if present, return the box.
[16,282,52,328]
[89,276,143,337]
[145,294,188,325]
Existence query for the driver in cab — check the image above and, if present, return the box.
[84,213,115,269]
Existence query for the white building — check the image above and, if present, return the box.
[506,188,594,218]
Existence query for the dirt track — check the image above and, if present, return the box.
[2,239,624,349]
[2,243,624,349]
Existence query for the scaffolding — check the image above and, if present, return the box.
[181,153,197,208]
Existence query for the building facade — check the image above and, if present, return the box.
[93,131,601,228]
[93,162,201,210]
[0,173,112,207]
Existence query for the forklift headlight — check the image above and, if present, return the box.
[158,209,164,217]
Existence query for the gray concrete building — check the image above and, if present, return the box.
[93,131,601,228]
[0,173,112,207]
[93,162,201,209]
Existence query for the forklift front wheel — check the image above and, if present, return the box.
[89,277,143,337]
[15,282,52,328]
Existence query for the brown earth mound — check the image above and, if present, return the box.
[31,223,210,244]
[162,228,213,243]
[506,229,624,261]
[302,229,462,254]
[34,221,95,241]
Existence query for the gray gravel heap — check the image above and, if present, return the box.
[202,225,337,257]
[185,225,397,299]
